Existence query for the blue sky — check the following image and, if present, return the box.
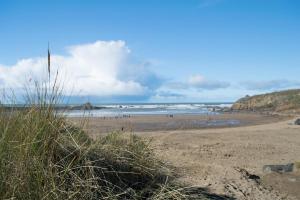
[0,0,300,102]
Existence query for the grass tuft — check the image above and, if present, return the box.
[0,84,194,199]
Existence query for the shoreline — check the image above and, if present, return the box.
[68,112,292,136]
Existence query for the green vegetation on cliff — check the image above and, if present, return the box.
[232,89,300,113]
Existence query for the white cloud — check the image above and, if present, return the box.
[188,74,205,85]
[152,74,231,102]
[241,80,300,91]
[188,74,230,90]
[163,74,230,93]
[0,40,159,97]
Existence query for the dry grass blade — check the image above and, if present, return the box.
[0,82,192,200]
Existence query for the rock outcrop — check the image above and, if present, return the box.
[70,102,104,110]
[232,89,300,113]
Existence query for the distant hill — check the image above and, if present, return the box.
[231,89,300,113]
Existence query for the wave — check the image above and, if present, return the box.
[95,103,232,110]
[64,103,232,117]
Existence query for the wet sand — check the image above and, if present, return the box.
[69,112,289,136]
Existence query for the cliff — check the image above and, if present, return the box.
[232,89,300,113]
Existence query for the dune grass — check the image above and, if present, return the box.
[0,82,197,200]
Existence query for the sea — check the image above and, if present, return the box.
[64,103,233,117]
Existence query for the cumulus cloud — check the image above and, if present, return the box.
[241,80,300,91]
[0,40,161,98]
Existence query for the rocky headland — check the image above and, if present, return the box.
[231,89,300,114]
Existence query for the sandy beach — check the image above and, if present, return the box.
[69,113,300,199]
[69,112,289,135]
[138,118,300,200]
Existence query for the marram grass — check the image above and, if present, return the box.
[0,87,200,200]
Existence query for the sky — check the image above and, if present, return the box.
[0,0,300,103]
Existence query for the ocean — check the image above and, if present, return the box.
[64,103,233,117]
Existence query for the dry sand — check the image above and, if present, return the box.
[69,113,300,200]
[137,118,300,200]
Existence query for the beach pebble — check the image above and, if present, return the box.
[263,163,294,173]
[294,118,300,125]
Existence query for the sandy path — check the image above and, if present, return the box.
[137,119,300,200]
